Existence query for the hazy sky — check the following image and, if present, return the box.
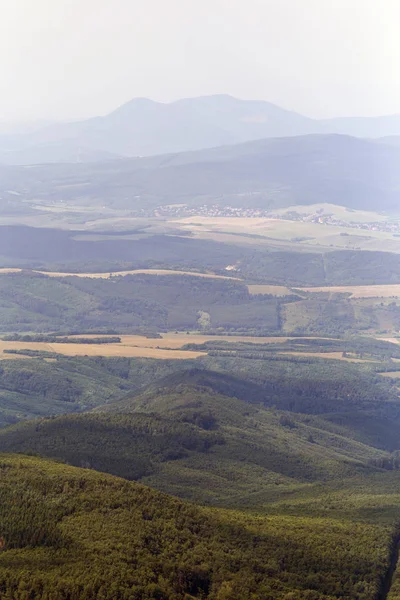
[0,0,399,121]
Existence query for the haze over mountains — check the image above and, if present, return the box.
[1,133,399,213]
[2,94,400,164]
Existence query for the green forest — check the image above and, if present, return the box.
[0,236,400,596]
[0,453,399,600]
[1,270,400,336]
[2,50,400,597]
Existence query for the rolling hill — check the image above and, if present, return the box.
[2,95,400,163]
[1,358,400,597]
[1,332,400,429]
[0,270,282,333]
[1,133,399,213]
[1,367,400,508]
[0,453,397,599]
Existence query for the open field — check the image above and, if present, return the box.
[0,268,26,274]
[0,333,293,360]
[248,284,292,296]
[379,371,400,378]
[172,215,400,253]
[299,284,400,298]
[0,340,205,360]
[171,229,328,251]
[272,203,387,223]
[0,268,240,281]
[0,333,348,360]
[46,345,206,360]
[279,351,373,363]
[69,333,293,348]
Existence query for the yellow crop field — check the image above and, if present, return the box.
[0,342,55,354]
[0,333,344,361]
[0,333,298,361]
[0,340,205,360]
[47,344,206,359]
[65,333,293,348]
[299,284,400,298]
[0,332,288,360]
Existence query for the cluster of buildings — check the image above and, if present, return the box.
[153,204,276,218]
[150,204,400,235]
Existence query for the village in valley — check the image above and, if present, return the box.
[152,202,400,234]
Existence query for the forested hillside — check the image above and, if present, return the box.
[0,337,399,426]
[0,454,338,598]
[2,269,400,335]
[1,114,400,600]
[3,4,400,597]
[0,271,281,333]
[0,451,398,599]
[0,362,400,507]
[0,134,399,211]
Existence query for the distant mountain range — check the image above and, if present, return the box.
[1,133,399,212]
[1,94,400,164]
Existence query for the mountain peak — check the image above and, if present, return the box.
[3,94,400,164]
[107,97,161,118]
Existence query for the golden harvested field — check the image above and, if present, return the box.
[0,342,55,354]
[0,333,294,361]
[298,284,400,298]
[59,333,293,348]
[0,268,239,281]
[248,285,292,296]
[379,371,400,378]
[0,340,205,360]
[0,333,346,361]
[49,345,205,359]
[279,351,372,363]
[0,352,33,361]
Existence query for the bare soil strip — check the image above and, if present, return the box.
[0,268,240,281]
